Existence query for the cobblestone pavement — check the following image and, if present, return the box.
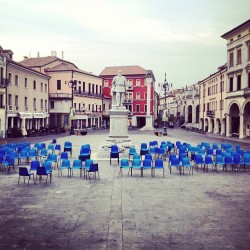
[0,129,250,250]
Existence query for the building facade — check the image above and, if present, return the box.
[100,66,155,128]
[221,19,250,138]
[199,65,227,134]
[20,56,103,130]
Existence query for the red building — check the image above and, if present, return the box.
[100,66,155,128]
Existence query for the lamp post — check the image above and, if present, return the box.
[159,73,172,136]
[65,79,77,135]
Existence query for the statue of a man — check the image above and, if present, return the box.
[111,70,127,107]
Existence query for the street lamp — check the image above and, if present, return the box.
[159,73,172,136]
[65,79,77,135]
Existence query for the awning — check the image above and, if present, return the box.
[19,112,33,119]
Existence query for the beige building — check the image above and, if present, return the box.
[199,65,227,134]
[1,47,50,137]
[20,56,103,130]
[221,19,250,138]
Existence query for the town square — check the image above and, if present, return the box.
[1,0,250,249]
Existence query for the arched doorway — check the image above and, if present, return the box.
[205,118,208,132]
[200,118,204,130]
[196,105,199,123]
[216,118,221,134]
[211,118,215,133]
[229,103,240,136]
[188,105,192,123]
[243,102,250,137]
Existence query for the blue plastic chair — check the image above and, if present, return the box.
[18,167,36,185]
[182,157,193,175]
[38,148,48,162]
[224,155,233,172]
[60,152,68,166]
[18,150,28,165]
[133,154,140,160]
[206,149,214,157]
[46,153,58,169]
[131,159,142,177]
[86,163,100,180]
[145,154,153,161]
[157,148,165,160]
[2,156,15,174]
[30,160,40,173]
[120,158,131,176]
[58,159,71,177]
[242,155,250,172]
[204,156,214,172]
[232,154,241,172]
[51,139,57,144]
[110,145,119,164]
[84,159,94,178]
[71,159,83,177]
[37,162,52,183]
[214,155,224,172]
[152,159,165,177]
[79,146,91,162]
[64,141,72,157]
[27,149,37,163]
[47,144,54,154]
[129,147,137,161]
[169,157,181,175]
[212,143,219,150]
[140,143,148,159]
[142,159,152,177]
[149,147,156,157]
[54,144,61,155]
[194,155,205,172]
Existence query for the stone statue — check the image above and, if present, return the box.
[111,70,127,107]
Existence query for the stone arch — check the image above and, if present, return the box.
[210,118,215,133]
[243,100,250,137]
[229,102,240,136]
[196,105,199,123]
[187,105,192,123]
[216,118,221,134]
[205,118,209,132]
[227,100,242,114]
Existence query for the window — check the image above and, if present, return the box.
[136,79,140,86]
[45,100,47,110]
[229,52,234,67]
[78,86,81,94]
[83,82,85,92]
[8,94,12,105]
[92,104,94,112]
[237,49,242,64]
[136,104,140,112]
[57,80,61,90]
[45,84,47,92]
[208,87,210,96]
[96,85,98,94]
[127,80,132,87]
[41,82,43,91]
[99,86,102,94]
[33,98,36,109]
[237,75,241,90]
[15,95,18,107]
[144,93,147,99]
[33,80,36,90]
[88,83,91,93]
[136,93,140,99]
[24,97,28,107]
[8,73,12,84]
[92,84,95,93]
[15,75,19,85]
[144,104,147,112]
[203,103,205,112]
[25,78,27,87]
[88,104,90,111]
[229,77,233,92]
[104,80,108,87]
[207,103,209,111]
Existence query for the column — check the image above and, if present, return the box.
[221,120,225,135]
[21,118,27,136]
[239,113,244,139]
[10,117,14,128]
[226,114,230,137]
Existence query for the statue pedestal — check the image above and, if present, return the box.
[140,115,155,131]
[107,106,131,142]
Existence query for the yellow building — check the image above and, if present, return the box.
[20,56,103,130]
[221,19,250,138]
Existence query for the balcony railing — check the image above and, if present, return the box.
[127,85,133,91]
[206,110,215,117]
[0,78,9,87]
[244,88,250,98]
[49,93,72,99]
[73,90,102,98]
[124,99,133,103]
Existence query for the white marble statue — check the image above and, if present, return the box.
[111,70,127,107]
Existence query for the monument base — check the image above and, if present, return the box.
[140,115,155,131]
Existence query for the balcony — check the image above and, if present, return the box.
[123,99,133,104]
[73,90,102,98]
[206,110,215,117]
[127,85,133,91]
[244,88,250,98]
[185,94,192,99]
[49,93,72,99]
[0,78,9,87]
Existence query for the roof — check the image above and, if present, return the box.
[99,65,147,76]
[221,19,250,38]
[20,56,78,68]
[47,62,101,78]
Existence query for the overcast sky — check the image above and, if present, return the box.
[1,0,250,89]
